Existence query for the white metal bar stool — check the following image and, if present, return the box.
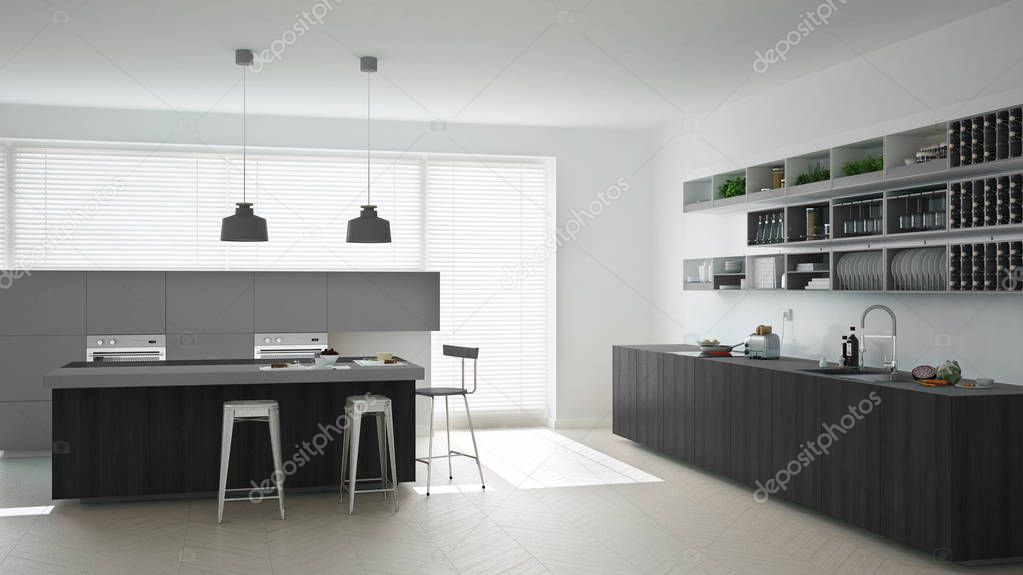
[415,345,485,496]
[218,400,285,523]
[339,394,398,514]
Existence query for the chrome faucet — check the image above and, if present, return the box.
[860,304,897,378]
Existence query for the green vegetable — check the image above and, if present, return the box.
[937,360,962,385]
[794,163,830,186]
[842,155,884,177]
[718,176,746,199]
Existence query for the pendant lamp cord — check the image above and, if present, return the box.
[366,68,371,206]
[242,62,247,204]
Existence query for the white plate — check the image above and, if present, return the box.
[893,250,907,290]
[353,359,408,367]
[258,364,351,371]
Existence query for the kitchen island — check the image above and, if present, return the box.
[44,358,424,500]
[613,344,1023,565]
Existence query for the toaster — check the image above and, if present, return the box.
[744,333,781,360]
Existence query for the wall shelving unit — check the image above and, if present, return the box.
[683,104,1023,295]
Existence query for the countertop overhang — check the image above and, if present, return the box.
[615,344,1023,397]
[44,357,425,390]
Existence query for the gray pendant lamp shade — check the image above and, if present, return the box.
[347,56,392,243]
[221,49,268,242]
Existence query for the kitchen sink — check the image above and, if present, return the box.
[801,367,915,383]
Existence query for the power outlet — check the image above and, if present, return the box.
[935,333,953,347]
[782,308,793,321]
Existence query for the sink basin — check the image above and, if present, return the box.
[838,373,916,383]
[800,367,915,383]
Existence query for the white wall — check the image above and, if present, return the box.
[0,103,653,427]
[650,1,1023,384]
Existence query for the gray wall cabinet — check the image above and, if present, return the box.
[0,336,83,402]
[166,272,254,334]
[86,271,166,334]
[0,401,51,452]
[254,272,328,333]
[328,272,440,332]
[167,333,253,361]
[0,271,86,335]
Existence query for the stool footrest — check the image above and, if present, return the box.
[417,450,478,464]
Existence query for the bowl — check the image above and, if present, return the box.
[314,355,339,368]
[376,352,394,361]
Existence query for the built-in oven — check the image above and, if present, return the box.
[253,333,328,360]
[86,335,167,362]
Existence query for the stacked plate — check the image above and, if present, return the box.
[891,247,947,291]
[804,278,831,290]
[836,252,884,291]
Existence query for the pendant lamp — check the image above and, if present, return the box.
[347,56,391,243]
[221,49,268,242]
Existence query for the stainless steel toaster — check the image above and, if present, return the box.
[744,333,781,359]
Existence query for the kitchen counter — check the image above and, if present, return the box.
[48,357,423,501]
[44,356,425,390]
[616,344,1023,397]
[613,344,1023,564]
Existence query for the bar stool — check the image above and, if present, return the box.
[415,345,485,496]
[218,400,285,523]
[339,394,398,514]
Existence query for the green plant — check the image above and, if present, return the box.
[794,162,830,186]
[842,155,884,177]
[719,176,746,199]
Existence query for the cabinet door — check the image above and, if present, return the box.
[0,335,83,402]
[949,395,1023,562]
[86,271,166,334]
[0,401,51,451]
[819,380,883,533]
[612,347,638,441]
[253,272,327,333]
[883,388,952,555]
[727,364,772,487]
[0,271,86,335]
[634,350,662,451]
[661,353,694,462]
[327,272,440,332]
[769,371,821,509]
[167,333,253,361]
[693,360,729,476]
[166,272,254,334]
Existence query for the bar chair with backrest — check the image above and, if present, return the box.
[415,344,485,495]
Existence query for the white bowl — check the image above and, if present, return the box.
[314,355,339,367]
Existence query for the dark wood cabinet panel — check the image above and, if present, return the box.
[949,395,1023,562]
[880,388,952,557]
[769,371,821,510]
[612,347,637,441]
[820,380,883,533]
[661,353,694,462]
[635,350,663,451]
[693,360,730,476]
[727,364,772,487]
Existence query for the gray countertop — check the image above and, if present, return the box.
[44,357,425,390]
[616,344,1023,397]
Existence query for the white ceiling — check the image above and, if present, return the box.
[0,0,1010,128]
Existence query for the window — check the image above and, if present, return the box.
[427,157,554,423]
[4,141,554,421]
[11,146,421,271]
